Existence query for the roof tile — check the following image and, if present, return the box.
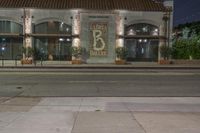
[0,0,167,11]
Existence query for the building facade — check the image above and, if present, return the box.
[0,0,173,64]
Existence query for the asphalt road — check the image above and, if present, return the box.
[0,69,200,97]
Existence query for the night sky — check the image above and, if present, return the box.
[174,0,200,26]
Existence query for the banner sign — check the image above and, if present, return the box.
[89,22,108,56]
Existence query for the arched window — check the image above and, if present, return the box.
[33,21,72,61]
[0,20,23,60]
[0,20,23,34]
[34,21,72,34]
[124,23,159,62]
[126,23,159,36]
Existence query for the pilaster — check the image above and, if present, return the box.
[23,9,32,48]
[116,15,125,61]
[71,13,81,62]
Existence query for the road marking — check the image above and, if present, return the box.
[0,72,199,76]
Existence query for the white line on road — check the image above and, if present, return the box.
[0,72,199,76]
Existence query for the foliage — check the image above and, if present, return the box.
[173,21,200,59]
[172,36,200,59]
[71,46,83,59]
[174,21,200,36]
[115,47,128,60]
[160,45,171,60]
[22,46,34,58]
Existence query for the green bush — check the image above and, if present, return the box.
[115,47,128,60]
[71,47,83,58]
[172,37,200,59]
[21,46,34,58]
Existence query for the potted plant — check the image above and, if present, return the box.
[159,45,172,64]
[115,47,127,64]
[21,46,34,64]
[71,46,83,64]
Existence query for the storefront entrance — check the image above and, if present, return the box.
[125,39,158,61]
[125,23,159,62]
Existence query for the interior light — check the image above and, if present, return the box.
[143,27,148,32]
[1,47,5,51]
[59,38,64,41]
[144,39,147,43]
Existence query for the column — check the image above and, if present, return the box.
[115,15,125,61]
[23,9,32,60]
[71,13,81,61]
[116,15,124,47]
[158,25,165,61]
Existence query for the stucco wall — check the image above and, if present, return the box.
[0,8,23,25]
[0,8,173,63]
[30,9,74,25]
[80,12,116,63]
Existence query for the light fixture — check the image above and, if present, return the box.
[139,39,142,43]
[128,29,135,35]
[142,27,148,32]
[59,38,64,41]
[144,39,147,43]
[66,38,71,42]
[1,47,5,51]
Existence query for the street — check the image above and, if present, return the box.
[1,68,200,133]
[0,69,200,97]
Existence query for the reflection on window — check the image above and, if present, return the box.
[34,21,72,34]
[126,23,158,36]
[0,20,23,34]
[0,37,23,60]
[34,38,72,61]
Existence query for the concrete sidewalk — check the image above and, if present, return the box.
[0,60,200,69]
[0,97,200,133]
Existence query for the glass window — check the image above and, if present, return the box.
[126,23,159,36]
[34,21,72,34]
[125,39,158,61]
[34,38,72,61]
[0,37,23,60]
[0,20,22,34]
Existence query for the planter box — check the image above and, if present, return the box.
[21,59,33,64]
[115,60,126,65]
[72,60,82,64]
[172,60,200,65]
[159,60,172,65]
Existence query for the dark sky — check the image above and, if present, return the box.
[174,0,200,26]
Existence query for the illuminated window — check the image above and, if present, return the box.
[126,23,159,36]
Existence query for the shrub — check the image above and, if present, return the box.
[172,37,200,59]
[160,45,171,60]
[115,47,128,60]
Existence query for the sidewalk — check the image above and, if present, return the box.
[0,97,200,133]
[1,60,200,69]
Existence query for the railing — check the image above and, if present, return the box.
[15,54,22,67]
[0,54,4,67]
